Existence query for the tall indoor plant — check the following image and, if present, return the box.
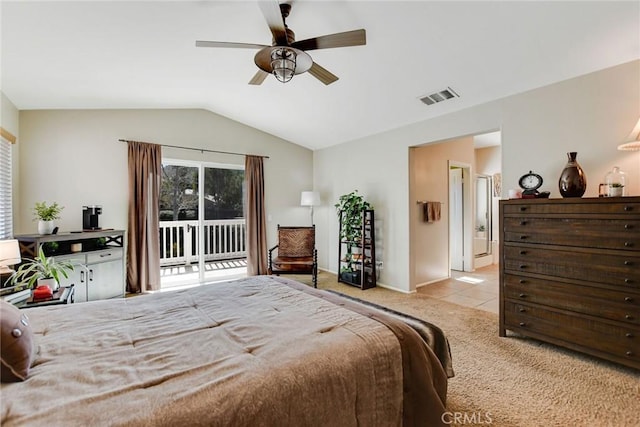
[335,190,372,243]
[33,201,64,235]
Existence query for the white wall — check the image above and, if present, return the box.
[315,60,640,293]
[16,109,313,249]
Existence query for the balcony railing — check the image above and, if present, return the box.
[159,219,246,266]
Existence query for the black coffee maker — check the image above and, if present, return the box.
[83,205,102,230]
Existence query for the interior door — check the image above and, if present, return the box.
[449,167,464,271]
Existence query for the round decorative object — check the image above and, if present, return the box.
[518,171,543,194]
[37,220,55,235]
[558,152,587,198]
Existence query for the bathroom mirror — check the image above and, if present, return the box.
[474,174,492,257]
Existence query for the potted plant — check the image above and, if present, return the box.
[334,190,372,243]
[33,201,64,235]
[9,246,75,291]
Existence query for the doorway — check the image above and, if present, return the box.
[159,160,247,288]
[448,162,472,272]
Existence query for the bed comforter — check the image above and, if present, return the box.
[1,275,450,426]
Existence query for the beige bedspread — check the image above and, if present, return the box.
[1,275,448,426]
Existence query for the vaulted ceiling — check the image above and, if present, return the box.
[2,1,638,150]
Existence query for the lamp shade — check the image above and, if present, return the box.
[0,239,21,268]
[618,117,640,151]
[300,191,320,207]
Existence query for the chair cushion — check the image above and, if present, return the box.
[272,256,314,272]
[278,228,315,258]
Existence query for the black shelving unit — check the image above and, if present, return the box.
[338,209,376,289]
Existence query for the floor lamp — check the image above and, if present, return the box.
[300,191,320,225]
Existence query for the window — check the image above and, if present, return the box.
[0,129,14,239]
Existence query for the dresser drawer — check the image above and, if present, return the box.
[503,245,640,288]
[504,274,640,325]
[504,301,639,364]
[503,217,640,251]
[503,202,640,216]
[86,248,123,264]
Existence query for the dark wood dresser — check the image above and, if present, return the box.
[499,197,640,370]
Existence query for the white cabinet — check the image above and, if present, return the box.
[16,230,125,303]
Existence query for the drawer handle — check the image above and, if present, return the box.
[519,265,527,269]
[519,207,527,212]
[623,205,634,212]
[625,314,634,320]
[100,253,113,258]
[519,250,527,255]
[520,221,527,226]
[624,296,634,302]
[519,293,527,298]
[518,308,527,313]
[626,333,634,338]
[624,242,634,248]
[519,279,526,284]
[624,261,633,266]
[519,322,527,327]
[624,224,634,230]
[626,351,634,357]
[625,278,633,284]
[520,235,528,240]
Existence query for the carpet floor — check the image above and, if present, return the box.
[292,271,640,426]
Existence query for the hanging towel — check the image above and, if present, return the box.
[423,202,441,223]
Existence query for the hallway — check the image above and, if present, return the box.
[417,264,498,314]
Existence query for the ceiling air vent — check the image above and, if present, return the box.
[419,87,459,106]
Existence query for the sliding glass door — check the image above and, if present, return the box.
[159,160,245,288]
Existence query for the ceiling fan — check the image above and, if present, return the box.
[195,1,366,85]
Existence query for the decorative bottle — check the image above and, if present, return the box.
[604,166,626,197]
[558,152,587,198]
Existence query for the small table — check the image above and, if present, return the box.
[16,285,75,309]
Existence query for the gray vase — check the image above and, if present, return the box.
[558,152,587,197]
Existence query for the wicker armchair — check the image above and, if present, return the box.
[268,225,317,288]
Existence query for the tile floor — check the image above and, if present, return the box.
[417,264,499,314]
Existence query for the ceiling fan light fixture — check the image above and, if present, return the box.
[271,48,297,83]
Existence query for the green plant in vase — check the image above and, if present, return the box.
[33,201,64,235]
[10,246,75,291]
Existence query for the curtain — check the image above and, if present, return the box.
[127,141,162,293]
[245,155,268,275]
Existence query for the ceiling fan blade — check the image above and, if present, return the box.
[196,41,268,49]
[308,62,339,85]
[258,0,288,46]
[249,69,270,85]
[291,29,366,51]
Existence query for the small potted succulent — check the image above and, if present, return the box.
[33,201,64,235]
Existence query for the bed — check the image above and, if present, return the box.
[1,275,452,427]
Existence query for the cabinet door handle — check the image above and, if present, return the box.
[89,269,94,281]
[80,270,85,283]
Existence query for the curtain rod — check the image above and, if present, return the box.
[118,139,269,159]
